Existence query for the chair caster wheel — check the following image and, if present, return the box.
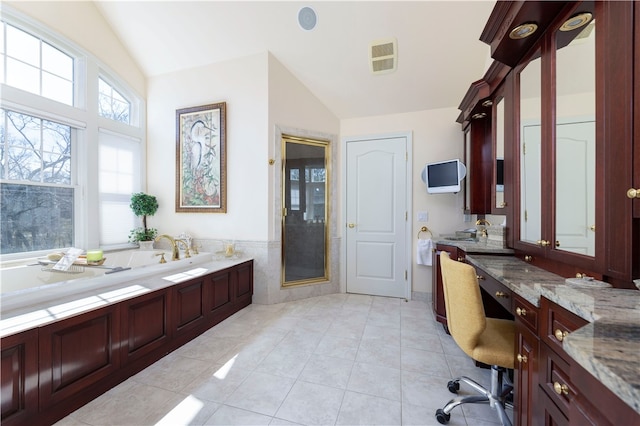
[435,408,451,424]
[447,380,460,394]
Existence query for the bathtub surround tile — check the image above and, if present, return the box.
[58,294,510,426]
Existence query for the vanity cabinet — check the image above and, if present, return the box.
[460,1,640,288]
[432,244,463,331]
[538,297,588,426]
[0,260,253,425]
[513,294,539,426]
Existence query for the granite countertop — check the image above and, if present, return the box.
[435,238,514,255]
[464,254,640,415]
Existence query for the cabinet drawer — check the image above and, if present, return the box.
[540,298,588,361]
[539,343,574,416]
[475,266,512,312]
[514,294,538,334]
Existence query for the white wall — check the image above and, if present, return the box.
[341,108,470,298]
[147,53,269,242]
[6,1,145,98]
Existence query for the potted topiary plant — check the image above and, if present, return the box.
[128,192,159,249]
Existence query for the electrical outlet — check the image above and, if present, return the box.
[417,211,428,222]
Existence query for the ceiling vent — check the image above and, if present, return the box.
[369,38,397,75]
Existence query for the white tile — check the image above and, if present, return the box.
[401,346,450,377]
[275,381,344,425]
[298,354,354,389]
[314,333,359,360]
[336,390,401,425]
[254,345,311,379]
[203,405,273,425]
[225,371,295,416]
[355,338,401,369]
[347,362,402,401]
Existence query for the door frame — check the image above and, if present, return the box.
[340,132,413,299]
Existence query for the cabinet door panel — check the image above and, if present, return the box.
[208,271,232,312]
[121,291,168,362]
[515,323,538,426]
[175,279,205,331]
[236,261,253,300]
[39,305,120,408]
[1,330,38,425]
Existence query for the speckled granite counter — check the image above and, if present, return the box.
[465,254,640,415]
[435,238,514,255]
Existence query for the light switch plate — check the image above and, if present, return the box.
[417,211,428,222]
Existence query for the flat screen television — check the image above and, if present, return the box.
[421,159,467,194]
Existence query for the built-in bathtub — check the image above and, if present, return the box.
[0,249,223,336]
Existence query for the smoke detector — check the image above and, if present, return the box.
[369,38,397,74]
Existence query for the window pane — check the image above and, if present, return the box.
[6,58,39,95]
[42,42,73,80]
[0,183,74,254]
[42,72,73,105]
[98,77,131,124]
[6,25,39,66]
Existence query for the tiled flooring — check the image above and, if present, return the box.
[57,293,512,425]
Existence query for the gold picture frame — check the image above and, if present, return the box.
[175,102,226,213]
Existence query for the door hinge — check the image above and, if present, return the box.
[283,207,287,217]
[524,210,528,221]
[405,270,408,280]
[523,143,526,155]
[405,211,408,221]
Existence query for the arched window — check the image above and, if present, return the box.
[0,10,145,257]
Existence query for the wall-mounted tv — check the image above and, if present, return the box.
[421,159,467,194]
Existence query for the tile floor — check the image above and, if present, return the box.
[56,293,512,426]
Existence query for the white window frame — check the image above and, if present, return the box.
[0,6,146,260]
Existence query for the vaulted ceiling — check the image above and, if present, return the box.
[94,1,496,119]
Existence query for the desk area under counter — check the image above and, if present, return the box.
[463,254,640,426]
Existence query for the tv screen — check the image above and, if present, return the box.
[422,159,466,194]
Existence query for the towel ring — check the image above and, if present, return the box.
[418,226,433,239]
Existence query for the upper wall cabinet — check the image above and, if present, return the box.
[465,1,639,288]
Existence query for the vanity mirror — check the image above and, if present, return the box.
[554,16,596,256]
[493,94,505,212]
[518,53,542,247]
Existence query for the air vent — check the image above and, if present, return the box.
[369,38,397,75]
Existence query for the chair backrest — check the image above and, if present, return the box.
[440,251,487,357]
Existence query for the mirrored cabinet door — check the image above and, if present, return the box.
[518,54,542,247]
[554,11,596,257]
[493,94,506,212]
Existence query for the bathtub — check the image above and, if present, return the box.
[0,249,219,327]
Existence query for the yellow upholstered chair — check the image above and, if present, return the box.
[435,252,515,426]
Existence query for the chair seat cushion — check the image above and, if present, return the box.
[471,318,515,369]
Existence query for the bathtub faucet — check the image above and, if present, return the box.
[155,234,180,260]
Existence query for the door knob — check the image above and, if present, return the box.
[348,223,355,228]
[537,240,551,247]
[627,188,640,199]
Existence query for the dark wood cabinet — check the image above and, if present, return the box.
[0,259,253,425]
[1,329,38,426]
[513,294,539,426]
[431,244,463,331]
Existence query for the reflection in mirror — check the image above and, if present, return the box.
[495,97,505,210]
[555,16,595,256]
[519,55,542,245]
[282,136,329,286]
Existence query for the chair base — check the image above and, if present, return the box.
[435,365,513,426]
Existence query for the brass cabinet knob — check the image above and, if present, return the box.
[554,329,569,342]
[495,291,509,298]
[348,223,355,228]
[516,307,527,316]
[517,354,528,364]
[524,255,533,262]
[500,202,507,208]
[537,240,551,247]
[555,241,560,248]
[553,381,569,395]
[476,275,485,280]
[627,188,640,199]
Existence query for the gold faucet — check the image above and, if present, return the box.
[476,219,492,238]
[475,219,492,227]
[175,239,191,258]
[155,234,180,260]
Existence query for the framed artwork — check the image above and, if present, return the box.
[175,102,226,213]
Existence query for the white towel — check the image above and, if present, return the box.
[416,238,434,266]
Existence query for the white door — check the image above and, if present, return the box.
[345,136,409,298]
[555,120,595,255]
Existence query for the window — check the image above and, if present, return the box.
[1,21,74,105]
[98,77,131,124]
[0,9,145,258]
[0,109,75,254]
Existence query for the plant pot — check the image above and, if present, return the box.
[138,241,155,250]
